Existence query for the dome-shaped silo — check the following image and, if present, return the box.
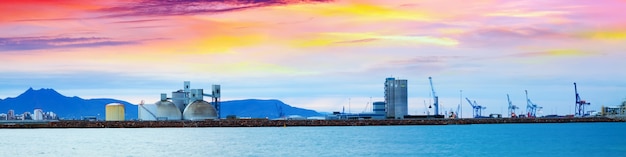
[155,100,182,120]
[183,100,217,120]
[105,103,125,121]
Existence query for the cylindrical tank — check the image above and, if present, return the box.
[183,100,217,120]
[156,100,182,120]
[138,104,157,121]
[105,103,125,121]
[172,90,187,113]
[373,102,385,115]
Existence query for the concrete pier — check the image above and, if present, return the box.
[0,117,623,128]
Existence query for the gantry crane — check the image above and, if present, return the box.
[507,94,519,118]
[429,77,440,116]
[465,97,486,118]
[574,82,591,117]
[525,90,542,118]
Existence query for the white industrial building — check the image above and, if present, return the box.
[33,108,44,121]
[138,81,221,121]
[138,104,157,120]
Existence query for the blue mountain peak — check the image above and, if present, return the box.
[17,87,64,99]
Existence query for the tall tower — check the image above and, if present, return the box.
[385,78,408,119]
[7,110,14,120]
[385,78,395,118]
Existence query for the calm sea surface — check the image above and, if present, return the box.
[1,122,625,157]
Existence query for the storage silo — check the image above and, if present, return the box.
[156,100,182,120]
[189,89,203,103]
[385,78,408,119]
[183,100,217,120]
[106,103,125,121]
[373,102,385,115]
[385,78,396,118]
[171,90,187,113]
[138,103,157,121]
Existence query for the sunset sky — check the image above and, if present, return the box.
[1,0,625,117]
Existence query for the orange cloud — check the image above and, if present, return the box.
[277,2,434,21]
[194,35,266,53]
[292,32,459,47]
[515,49,594,58]
[582,30,626,40]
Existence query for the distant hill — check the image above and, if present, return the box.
[0,88,323,120]
[0,88,137,120]
[220,99,323,119]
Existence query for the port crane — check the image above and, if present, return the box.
[525,90,542,118]
[465,97,486,118]
[574,82,591,117]
[428,77,440,116]
[507,94,519,118]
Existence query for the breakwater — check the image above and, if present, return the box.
[0,117,623,128]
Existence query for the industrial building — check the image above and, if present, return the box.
[373,102,385,115]
[138,104,157,120]
[7,110,15,120]
[601,103,626,120]
[385,77,408,119]
[331,78,408,120]
[105,103,125,121]
[33,108,44,121]
[138,81,221,121]
[327,101,386,120]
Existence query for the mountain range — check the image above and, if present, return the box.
[0,88,136,120]
[0,88,322,120]
[220,99,322,119]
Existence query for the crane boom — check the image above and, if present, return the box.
[507,94,512,107]
[428,77,439,116]
[465,98,475,108]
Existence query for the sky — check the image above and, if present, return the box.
[1,0,625,118]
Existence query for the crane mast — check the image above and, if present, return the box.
[465,97,486,118]
[574,82,591,117]
[507,94,518,118]
[428,77,439,116]
[525,90,541,118]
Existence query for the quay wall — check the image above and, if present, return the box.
[0,117,623,128]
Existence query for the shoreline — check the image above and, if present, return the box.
[0,117,623,128]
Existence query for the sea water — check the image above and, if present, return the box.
[0,122,624,157]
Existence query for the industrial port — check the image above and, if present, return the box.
[1,77,625,128]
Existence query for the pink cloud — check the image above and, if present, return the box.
[98,0,334,18]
